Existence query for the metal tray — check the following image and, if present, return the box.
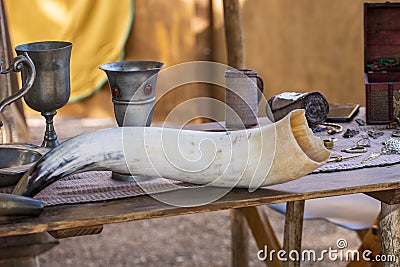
[0,143,49,187]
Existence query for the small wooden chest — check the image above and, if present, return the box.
[364,2,400,124]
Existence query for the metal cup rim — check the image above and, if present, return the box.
[225,69,258,77]
[99,60,165,73]
[15,41,72,52]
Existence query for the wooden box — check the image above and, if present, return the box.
[364,2,400,124]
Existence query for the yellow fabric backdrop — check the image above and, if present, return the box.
[4,0,133,102]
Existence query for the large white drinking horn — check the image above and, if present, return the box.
[13,110,329,197]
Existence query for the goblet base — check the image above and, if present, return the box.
[41,111,59,148]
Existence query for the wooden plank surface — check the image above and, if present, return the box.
[283,201,305,267]
[0,164,400,238]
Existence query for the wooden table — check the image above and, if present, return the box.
[0,162,399,266]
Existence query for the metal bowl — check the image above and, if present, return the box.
[0,144,49,187]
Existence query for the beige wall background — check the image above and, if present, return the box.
[58,0,399,121]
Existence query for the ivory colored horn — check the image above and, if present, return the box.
[13,109,330,197]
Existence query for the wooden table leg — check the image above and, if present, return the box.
[380,203,400,267]
[0,232,58,267]
[347,218,382,267]
[242,206,282,267]
[231,208,249,267]
[283,200,305,267]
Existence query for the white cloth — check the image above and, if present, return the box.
[269,194,380,230]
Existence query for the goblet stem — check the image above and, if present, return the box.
[41,111,59,148]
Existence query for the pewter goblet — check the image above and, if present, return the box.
[15,41,72,148]
[99,60,164,182]
[99,61,164,127]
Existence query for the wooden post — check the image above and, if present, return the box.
[242,206,282,267]
[223,0,244,69]
[231,208,249,267]
[380,203,400,267]
[0,0,29,142]
[368,189,400,266]
[223,0,248,266]
[283,200,305,267]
